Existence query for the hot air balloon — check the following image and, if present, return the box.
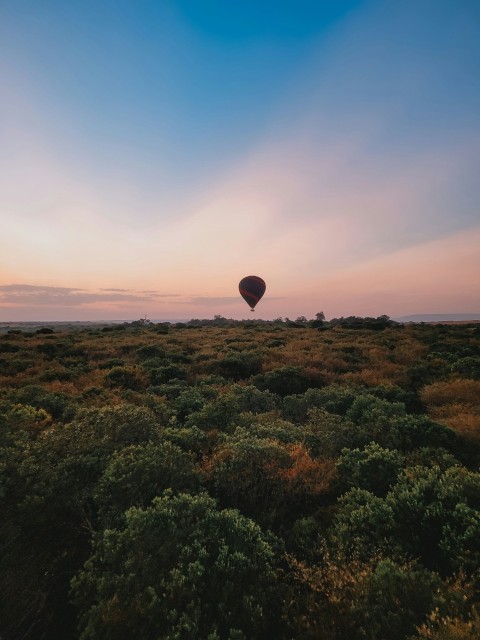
[239,276,266,311]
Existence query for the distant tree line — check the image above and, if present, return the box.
[118,312,398,331]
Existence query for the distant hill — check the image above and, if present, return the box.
[396,313,480,323]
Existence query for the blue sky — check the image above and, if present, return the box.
[0,0,479,320]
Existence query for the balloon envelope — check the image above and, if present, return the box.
[239,276,266,310]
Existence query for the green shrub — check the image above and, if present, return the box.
[213,351,262,380]
[72,492,286,640]
[104,365,145,391]
[254,366,313,397]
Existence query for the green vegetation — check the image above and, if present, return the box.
[1,319,479,639]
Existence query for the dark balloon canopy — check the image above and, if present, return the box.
[239,276,266,311]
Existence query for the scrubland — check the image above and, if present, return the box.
[1,319,479,639]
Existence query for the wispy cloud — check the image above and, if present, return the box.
[0,284,83,293]
[185,295,285,307]
[187,297,240,307]
[296,227,480,318]
[0,284,179,307]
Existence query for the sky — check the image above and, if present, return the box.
[1,0,479,321]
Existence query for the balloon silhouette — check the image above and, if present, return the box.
[239,276,266,311]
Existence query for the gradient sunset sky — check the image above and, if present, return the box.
[1,0,479,321]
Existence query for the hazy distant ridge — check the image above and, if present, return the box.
[396,313,480,322]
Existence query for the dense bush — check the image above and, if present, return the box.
[212,350,262,380]
[104,365,146,390]
[72,492,287,640]
[1,321,479,639]
[254,366,315,396]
